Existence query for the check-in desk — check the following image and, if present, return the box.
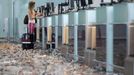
[113,3,134,75]
[96,6,114,73]
[78,9,96,67]
[58,14,70,58]
[38,2,134,74]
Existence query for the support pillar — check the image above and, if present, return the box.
[42,27,45,49]
[106,24,113,73]
[55,26,58,49]
[74,25,78,62]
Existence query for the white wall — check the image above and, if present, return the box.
[0,0,13,38]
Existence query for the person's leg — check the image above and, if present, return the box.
[31,23,34,34]
[34,27,36,42]
[29,23,33,33]
[31,23,35,42]
[28,23,30,33]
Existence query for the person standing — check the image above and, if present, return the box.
[28,0,36,34]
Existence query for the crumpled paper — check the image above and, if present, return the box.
[0,43,94,75]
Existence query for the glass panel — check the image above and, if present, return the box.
[52,27,55,49]
[96,25,106,62]
[58,26,63,52]
[93,25,107,73]
[68,26,74,59]
[78,26,85,63]
[39,27,42,42]
[52,27,55,40]
[44,27,47,49]
[128,23,134,56]
[113,24,127,66]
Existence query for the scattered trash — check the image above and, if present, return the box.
[0,43,94,75]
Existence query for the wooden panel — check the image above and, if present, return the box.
[62,26,69,44]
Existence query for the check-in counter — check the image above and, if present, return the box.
[96,6,114,72]
[113,3,134,75]
[78,9,96,67]
[58,14,69,56]
[113,3,134,57]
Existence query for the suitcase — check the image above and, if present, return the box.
[21,33,34,50]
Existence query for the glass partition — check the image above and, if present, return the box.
[68,26,74,59]
[52,27,55,49]
[96,25,106,62]
[39,27,42,42]
[128,23,134,56]
[57,26,74,61]
[78,25,85,62]
[113,24,127,66]
[44,27,47,49]
[92,25,107,73]
[93,24,126,74]
[58,26,63,52]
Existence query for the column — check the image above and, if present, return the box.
[42,27,45,49]
[74,25,78,62]
[106,23,113,73]
[55,26,58,49]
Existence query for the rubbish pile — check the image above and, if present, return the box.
[0,43,94,75]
